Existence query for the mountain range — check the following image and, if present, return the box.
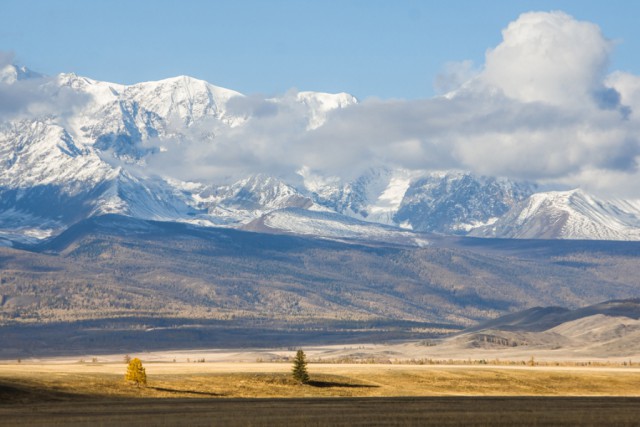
[3,64,640,358]
[2,63,640,244]
[2,213,640,356]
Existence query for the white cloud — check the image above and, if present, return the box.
[434,60,479,95]
[607,71,640,114]
[112,13,640,197]
[480,11,613,107]
[308,11,638,196]
[0,52,90,121]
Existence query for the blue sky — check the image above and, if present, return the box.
[2,0,639,99]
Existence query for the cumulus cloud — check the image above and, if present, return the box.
[434,60,480,95]
[4,13,634,198]
[0,51,89,121]
[138,11,640,197]
[607,71,640,114]
[142,91,314,183]
[305,11,638,196]
[480,11,613,107]
[462,11,638,194]
[303,91,638,185]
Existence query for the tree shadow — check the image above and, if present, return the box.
[149,386,224,397]
[306,380,378,389]
[0,382,82,403]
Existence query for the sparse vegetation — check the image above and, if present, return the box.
[1,224,640,335]
[4,360,640,425]
[3,361,640,399]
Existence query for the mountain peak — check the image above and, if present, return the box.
[2,64,640,243]
[132,74,244,98]
[295,91,358,129]
[472,188,640,240]
[395,172,535,234]
[0,64,43,84]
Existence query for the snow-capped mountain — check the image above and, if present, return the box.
[2,63,640,243]
[394,171,536,234]
[57,72,245,159]
[296,91,357,130]
[243,207,430,247]
[190,174,320,226]
[0,64,42,83]
[301,167,414,225]
[0,65,359,242]
[471,189,640,240]
[302,168,535,235]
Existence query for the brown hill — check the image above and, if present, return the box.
[1,215,640,355]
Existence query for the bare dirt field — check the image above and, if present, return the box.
[3,396,640,426]
[2,361,640,426]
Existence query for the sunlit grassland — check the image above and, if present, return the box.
[3,363,640,426]
[2,362,640,400]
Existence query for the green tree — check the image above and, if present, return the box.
[125,357,147,387]
[292,350,310,384]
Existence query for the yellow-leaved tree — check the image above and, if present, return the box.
[125,357,147,387]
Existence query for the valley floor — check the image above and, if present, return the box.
[3,361,640,399]
[2,362,640,426]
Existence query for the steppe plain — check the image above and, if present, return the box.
[3,346,640,426]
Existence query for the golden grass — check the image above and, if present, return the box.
[2,362,640,401]
[3,363,640,426]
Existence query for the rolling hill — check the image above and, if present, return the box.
[1,215,640,356]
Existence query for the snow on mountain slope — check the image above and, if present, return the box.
[188,174,320,225]
[0,64,42,84]
[296,91,357,129]
[0,118,116,239]
[86,172,320,228]
[301,167,419,226]
[56,73,246,159]
[59,73,355,157]
[0,208,61,244]
[0,67,365,240]
[394,171,535,234]
[471,189,640,240]
[214,174,312,211]
[365,169,416,225]
[126,75,243,127]
[3,63,640,243]
[0,119,112,188]
[302,169,535,234]
[244,207,430,247]
[94,171,202,220]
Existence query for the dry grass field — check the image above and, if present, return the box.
[4,362,640,399]
[2,362,640,426]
